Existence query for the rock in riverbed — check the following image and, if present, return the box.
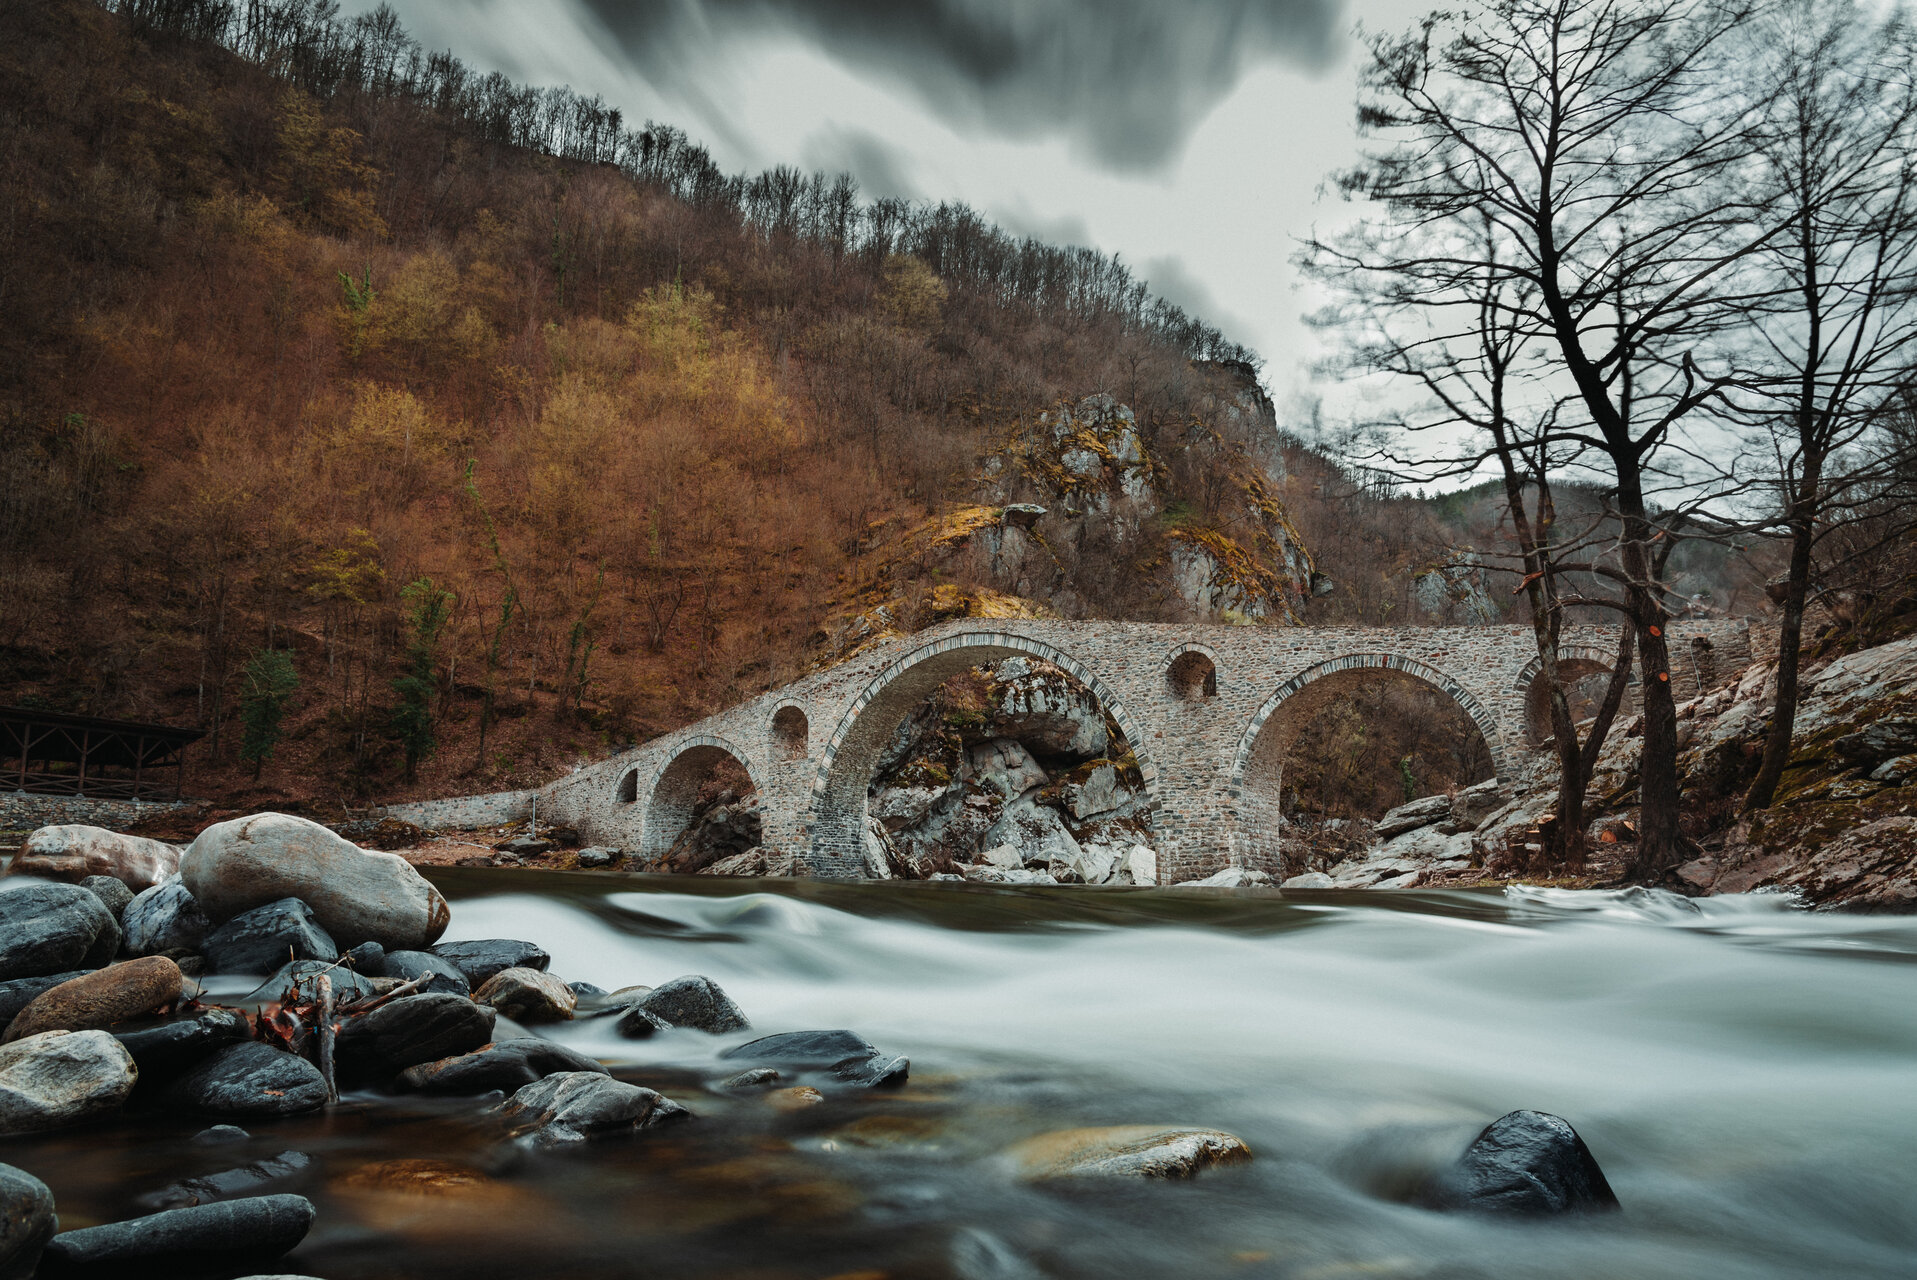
[1425,1110,1620,1215]
[335,994,495,1082]
[428,938,550,988]
[720,1029,908,1087]
[382,949,468,995]
[614,975,748,1038]
[0,973,85,1029]
[39,1193,314,1279]
[121,881,211,957]
[166,1042,328,1118]
[497,1071,691,1148]
[0,1030,137,1134]
[201,898,336,975]
[0,884,120,981]
[77,877,132,921]
[112,1010,250,1086]
[181,812,449,951]
[473,967,574,1023]
[4,956,182,1043]
[1004,1126,1253,1181]
[399,1038,607,1095]
[139,1150,313,1210]
[0,1160,56,1279]
[9,825,180,892]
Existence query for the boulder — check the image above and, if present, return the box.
[961,865,1058,886]
[240,960,382,1006]
[0,1163,54,1280]
[180,812,449,951]
[698,849,810,877]
[0,973,86,1029]
[428,938,549,988]
[1833,715,1917,763]
[165,1042,328,1118]
[1175,867,1272,888]
[575,847,618,868]
[5,957,183,1043]
[1003,1126,1252,1181]
[496,1071,691,1148]
[341,941,385,976]
[398,1038,607,1095]
[1068,842,1120,886]
[1444,779,1505,833]
[1426,1110,1619,1215]
[191,1125,250,1145]
[994,668,1109,758]
[1065,764,1124,820]
[122,881,212,957]
[139,1150,312,1211]
[1374,795,1455,839]
[39,1193,314,1279]
[1281,872,1336,889]
[719,1029,908,1088]
[334,994,495,1081]
[1116,845,1158,886]
[964,739,1049,801]
[381,950,468,995]
[613,975,748,1038]
[201,899,337,976]
[112,1010,250,1086]
[0,884,120,981]
[0,1031,137,1133]
[472,967,574,1023]
[982,795,1083,870]
[77,877,133,921]
[9,826,180,892]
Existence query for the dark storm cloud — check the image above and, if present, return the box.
[801,124,921,199]
[1144,254,1259,347]
[578,0,1343,170]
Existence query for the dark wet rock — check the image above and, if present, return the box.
[5,957,182,1043]
[381,950,467,996]
[201,899,337,976]
[342,941,385,976]
[138,1151,312,1210]
[575,847,616,868]
[0,1030,138,1133]
[165,1042,329,1118]
[240,960,382,1005]
[0,973,85,1028]
[472,967,574,1023]
[0,883,120,981]
[39,1192,314,1279]
[0,1160,56,1280]
[78,877,133,921]
[497,1071,691,1148]
[566,981,606,997]
[718,1067,781,1092]
[191,1125,250,1145]
[497,835,552,857]
[398,1038,607,1095]
[335,994,494,1082]
[114,1010,250,1087]
[428,939,549,988]
[1426,1110,1620,1215]
[614,975,748,1038]
[720,1029,909,1087]
[122,883,211,957]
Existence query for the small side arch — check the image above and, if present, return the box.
[770,700,810,760]
[1164,641,1220,701]
[1513,645,1631,747]
[640,733,762,861]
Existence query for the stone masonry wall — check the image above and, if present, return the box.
[377,789,536,831]
[535,618,1755,882]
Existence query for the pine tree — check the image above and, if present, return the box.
[238,649,299,779]
[391,577,454,782]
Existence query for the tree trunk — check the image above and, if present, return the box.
[1743,512,1816,811]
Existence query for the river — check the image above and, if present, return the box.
[16,873,1917,1278]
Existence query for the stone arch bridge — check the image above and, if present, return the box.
[537,618,1753,882]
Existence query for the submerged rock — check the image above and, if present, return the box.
[121,881,212,957]
[138,1150,313,1210]
[497,1071,691,1147]
[165,1042,328,1118]
[0,1030,137,1134]
[614,975,748,1038]
[335,994,495,1081]
[9,825,180,892]
[0,1161,55,1280]
[472,967,575,1023]
[4,957,183,1043]
[428,939,549,988]
[1003,1125,1253,1181]
[201,898,337,976]
[399,1038,607,1095]
[720,1029,908,1088]
[1425,1110,1620,1215]
[40,1193,314,1279]
[180,812,449,951]
[0,883,120,981]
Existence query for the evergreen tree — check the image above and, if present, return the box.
[391,577,454,781]
[238,648,299,779]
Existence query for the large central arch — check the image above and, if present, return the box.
[637,733,762,862]
[805,629,1161,876]
[1227,653,1511,878]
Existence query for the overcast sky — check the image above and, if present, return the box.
[357,0,1432,411]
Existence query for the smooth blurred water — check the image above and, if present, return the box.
[19,874,1917,1279]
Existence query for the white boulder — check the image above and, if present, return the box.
[0,1030,137,1133]
[9,826,180,892]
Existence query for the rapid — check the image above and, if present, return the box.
[17,873,1917,1279]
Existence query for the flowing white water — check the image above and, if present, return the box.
[425,876,1917,1279]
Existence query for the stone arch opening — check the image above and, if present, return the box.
[1515,648,1633,747]
[615,768,638,804]
[809,632,1159,879]
[1166,647,1218,700]
[771,705,809,760]
[641,737,761,866]
[1229,655,1505,879]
